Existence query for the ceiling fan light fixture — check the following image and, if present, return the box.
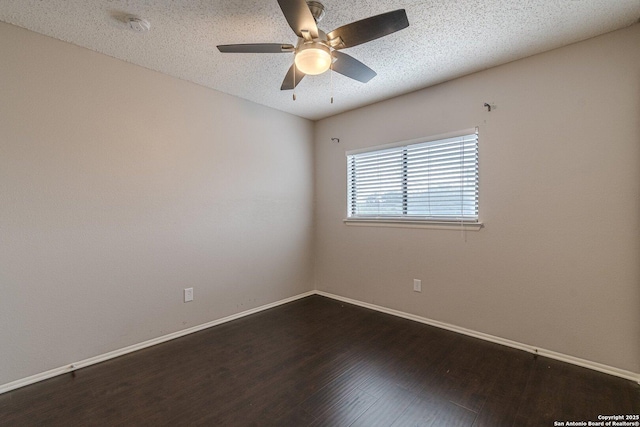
[294,43,331,75]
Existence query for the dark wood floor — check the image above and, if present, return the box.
[1,296,638,426]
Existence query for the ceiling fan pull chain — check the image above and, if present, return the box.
[330,58,334,104]
[293,65,297,101]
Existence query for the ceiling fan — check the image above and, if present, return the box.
[217,0,409,95]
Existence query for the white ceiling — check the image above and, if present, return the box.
[1,1,639,120]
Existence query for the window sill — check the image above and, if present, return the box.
[343,218,484,231]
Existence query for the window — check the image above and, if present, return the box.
[346,130,478,225]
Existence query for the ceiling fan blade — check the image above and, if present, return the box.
[281,63,306,90]
[217,43,295,53]
[277,0,319,39]
[331,51,376,83]
[327,9,409,50]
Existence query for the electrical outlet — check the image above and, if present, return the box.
[413,279,422,292]
[184,287,194,302]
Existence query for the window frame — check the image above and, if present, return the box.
[344,128,482,231]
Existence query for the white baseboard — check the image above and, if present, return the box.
[316,291,640,384]
[0,291,315,395]
[2,289,638,395]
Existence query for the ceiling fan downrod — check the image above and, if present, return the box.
[306,1,326,23]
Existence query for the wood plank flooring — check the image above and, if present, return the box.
[0,295,638,426]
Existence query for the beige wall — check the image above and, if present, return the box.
[0,23,314,385]
[314,24,640,373]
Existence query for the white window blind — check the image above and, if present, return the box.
[347,132,478,221]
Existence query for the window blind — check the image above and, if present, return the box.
[347,132,478,221]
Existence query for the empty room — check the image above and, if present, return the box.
[1,0,639,425]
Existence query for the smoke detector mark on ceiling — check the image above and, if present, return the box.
[127,16,150,33]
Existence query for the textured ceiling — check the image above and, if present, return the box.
[1,1,639,120]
